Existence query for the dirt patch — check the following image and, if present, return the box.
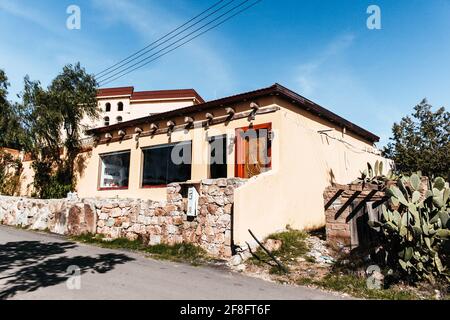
[240,230,448,300]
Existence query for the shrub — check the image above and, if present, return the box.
[370,174,450,283]
[0,150,23,196]
[31,160,74,199]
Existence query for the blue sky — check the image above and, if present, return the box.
[1,0,449,146]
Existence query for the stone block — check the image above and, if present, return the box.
[149,235,161,245]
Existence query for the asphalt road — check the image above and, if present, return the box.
[0,225,343,300]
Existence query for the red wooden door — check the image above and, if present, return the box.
[235,123,272,178]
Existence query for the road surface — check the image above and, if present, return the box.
[0,225,343,300]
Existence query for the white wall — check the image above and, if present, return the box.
[79,96,197,139]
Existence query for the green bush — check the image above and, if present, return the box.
[41,176,73,199]
[31,160,74,199]
[370,174,450,282]
[0,150,23,196]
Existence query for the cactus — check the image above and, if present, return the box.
[353,161,396,188]
[371,173,450,282]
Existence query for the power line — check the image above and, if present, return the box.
[95,0,226,78]
[96,0,236,80]
[98,0,250,84]
[99,0,261,86]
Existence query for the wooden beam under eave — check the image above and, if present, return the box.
[136,106,280,138]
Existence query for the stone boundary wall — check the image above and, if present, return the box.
[0,178,246,258]
[323,184,385,250]
[324,179,429,250]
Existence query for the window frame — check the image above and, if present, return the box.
[116,116,123,124]
[208,134,228,179]
[104,116,110,126]
[118,101,124,111]
[235,123,272,178]
[98,150,131,191]
[105,103,111,112]
[141,141,193,189]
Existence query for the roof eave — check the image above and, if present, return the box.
[87,84,379,143]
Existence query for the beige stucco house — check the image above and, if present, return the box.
[18,87,204,195]
[67,83,390,246]
[79,86,204,141]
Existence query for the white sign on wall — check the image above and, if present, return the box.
[187,187,199,217]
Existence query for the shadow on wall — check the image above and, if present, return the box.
[0,240,134,299]
[75,151,91,178]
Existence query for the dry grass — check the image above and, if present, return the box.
[244,229,448,300]
[71,234,211,265]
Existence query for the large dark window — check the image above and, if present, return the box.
[209,135,227,179]
[142,142,192,187]
[99,151,130,189]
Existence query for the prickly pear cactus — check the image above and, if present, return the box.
[353,161,398,188]
[371,174,450,282]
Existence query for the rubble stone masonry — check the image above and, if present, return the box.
[0,178,246,258]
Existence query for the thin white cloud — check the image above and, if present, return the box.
[292,33,400,146]
[1,0,236,100]
[92,0,178,40]
[0,0,58,33]
[296,33,355,96]
[0,0,115,100]
[91,0,235,94]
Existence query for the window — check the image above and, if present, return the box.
[104,117,110,126]
[142,141,192,187]
[105,103,111,112]
[99,151,131,189]
[209,135,227,179]
[235,123,272,179]
[116,116,123,124]
[118,102,124,111]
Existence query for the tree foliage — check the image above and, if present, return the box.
[0,150,23,196]
[22,63,99,198]
[0,70,27,150]
[0,63,98,198]
[384,99,450,180]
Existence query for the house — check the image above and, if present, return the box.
[18,87,205,194]
[73,83,389,246]
[80,87,204,140]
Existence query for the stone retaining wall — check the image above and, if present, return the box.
[323,184,385,250]
[324,179,429,251]
[0,178,246,258]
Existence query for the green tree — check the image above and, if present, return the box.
[20,63,99,198]
[0,150,23,196]
[0,69,8,147]
[0,69,8,110]
[384,99,450,180]
[0,69,29,150]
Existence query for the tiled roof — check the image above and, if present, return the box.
[97,87,204,103]
[97,87,134,97]
[131,89,204,103]
[89,83,380,143]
